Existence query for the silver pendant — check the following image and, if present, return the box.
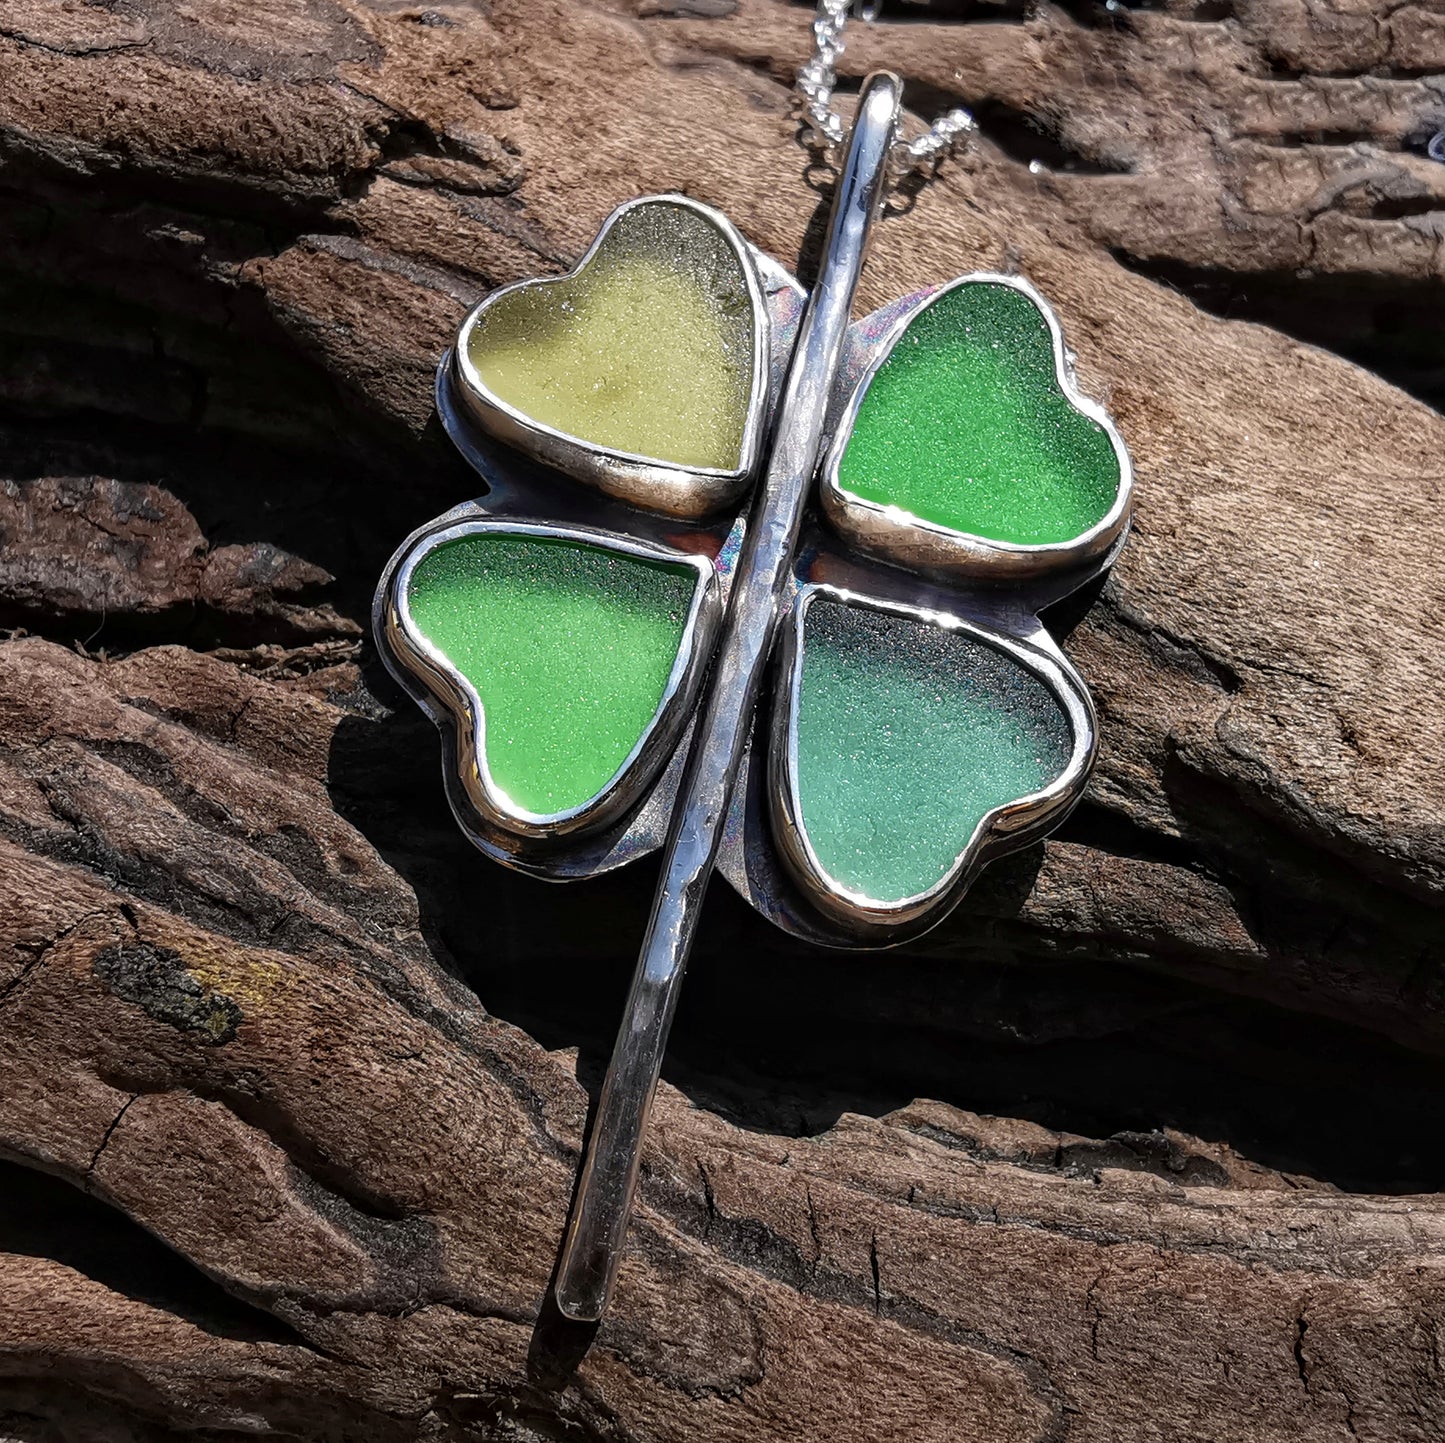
[373,74,1131,1320]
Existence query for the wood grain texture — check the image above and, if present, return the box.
[0,1,1443,1438]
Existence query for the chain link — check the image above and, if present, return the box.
[796,0,977,179]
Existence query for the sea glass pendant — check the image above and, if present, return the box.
[376,78,1136,1324]
[822,274,1131,579]
[384,520,721,838]
[453,195,771,518]
[768,586,1093,929]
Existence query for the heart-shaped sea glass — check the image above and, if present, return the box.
[455,197,767,517]
[824,276,1130,578]
[399,525,717,834]
[772,590,1084,923]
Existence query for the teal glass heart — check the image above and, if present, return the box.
[777,592,1079,914]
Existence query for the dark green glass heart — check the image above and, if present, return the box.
[835,281,1121,546]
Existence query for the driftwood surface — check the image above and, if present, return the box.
[2,0,1445,1439]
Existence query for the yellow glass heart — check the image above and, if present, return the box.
[466,201,755,471]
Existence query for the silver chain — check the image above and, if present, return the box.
[796,0,977,179]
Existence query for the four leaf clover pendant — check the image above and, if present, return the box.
[374,75,1131,1320]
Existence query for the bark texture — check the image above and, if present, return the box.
[1,1,1444,1439]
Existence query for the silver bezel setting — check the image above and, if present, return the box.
[820,273,1134,581]
[453,194,772,520]
[767,582,1096,934]
[382,517,722,841]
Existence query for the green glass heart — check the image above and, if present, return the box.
[404,532,698,819]
[791,599,1074,905]
[835,281,1122,546]
[466,201,756,470]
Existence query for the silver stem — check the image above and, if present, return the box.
[553,72,904,1324]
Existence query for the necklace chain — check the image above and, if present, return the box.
[796,0,976,179]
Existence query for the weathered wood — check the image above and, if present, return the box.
[0,1,1443,1439]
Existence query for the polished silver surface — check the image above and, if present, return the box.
[767,583,1095,936]
[553,73,905,1323]
[381,517,721,842]
[819,273,1134,581]
[453,195,771,520]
